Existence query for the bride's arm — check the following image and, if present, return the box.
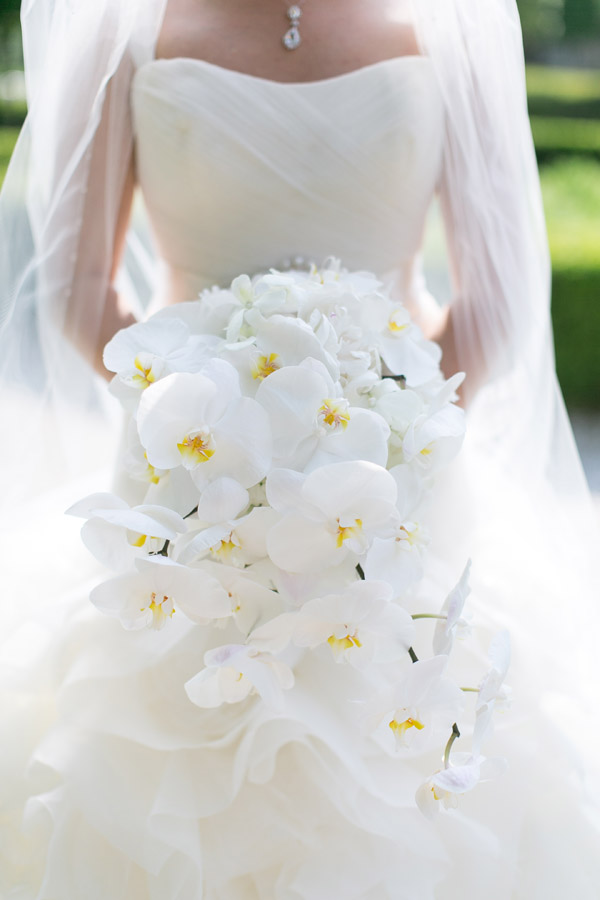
[413,1,551,410]
[63,70,138,380]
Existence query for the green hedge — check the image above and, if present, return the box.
[0,99,26,128]
[531,116,600,162]
[527,64,600,120]
[0,125,18,185]
[540,157,600,269]
[552,268,600,408]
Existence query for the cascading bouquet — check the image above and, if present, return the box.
[69,258,510,817]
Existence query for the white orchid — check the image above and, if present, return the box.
[416,756,482,818]
[416,736,507,819]
[194,560,283,635]
[175,506,278,568]
[401,376,466,471]
[66,492,187,571]
[266,461,399,573]
[433,561,473,655]
[250,580,414,668]
[477,631,512,713]
[184,643,294,712]
[363,656,463,753]
[104,318,219,411]
[220,310,339,395]
[137,361,272,490]
[372,374,465,471]
[78,259,509,818]
[255,362,389,472]
[376,306,442,386]
[90,555,232,630]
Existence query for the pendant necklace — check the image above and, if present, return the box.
[282,4,304,51]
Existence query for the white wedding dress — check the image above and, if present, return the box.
[2,53,600,900]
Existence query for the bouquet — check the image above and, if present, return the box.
[68,259,510,817]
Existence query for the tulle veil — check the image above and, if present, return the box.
[0,0,598,761]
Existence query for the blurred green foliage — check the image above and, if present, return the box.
[552,269,600,407]
[0,99,26,127]
[541,159,600,407]
[517,0,600,44]
[0,125,17,185]
[527,65,600,118]
[541,158,600,268]
[531,117,600,161]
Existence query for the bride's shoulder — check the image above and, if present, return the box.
[154,0,208,62]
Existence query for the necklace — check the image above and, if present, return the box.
[282,4,304,51]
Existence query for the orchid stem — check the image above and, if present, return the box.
[356,563,365,580]
[408,646,419,664]
[184,505,199,520]
[460,687,479,693]
[412,614,447,621]
[444,723,461,768]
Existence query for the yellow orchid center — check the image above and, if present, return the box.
[389,716,425,740]
[141,591,175,629]
[177,430,215,466]
[419,445,433,457]
[128,532,160,548]
[210,532,242,563]
[396,524,419,546]
[131,354,157,389]
[251,353,281,380]
[141,452,161,485]
[318,399,351,431]
[388,309,411,334]
[336,518,363,548]
[388,309,410,334]
[327,630,362,659]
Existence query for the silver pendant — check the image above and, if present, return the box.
[283,5,302,51]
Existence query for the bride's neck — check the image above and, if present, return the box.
[155,0,419,83]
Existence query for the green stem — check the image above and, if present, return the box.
[184,505,199,520]
[444,723,461,768]
[412,613,447,621]
[460,687,479,693]
[356,563,365,580]
[408,646,419,664]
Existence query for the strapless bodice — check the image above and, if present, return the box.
[131,56,444,304]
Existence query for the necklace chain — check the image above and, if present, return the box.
[282,4,304,51]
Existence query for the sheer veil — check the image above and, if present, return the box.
[0,0,598,726]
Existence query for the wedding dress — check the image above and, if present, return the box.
[2,7,600,900]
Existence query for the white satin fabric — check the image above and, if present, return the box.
[131,55,443,308]
[2,55,600,900]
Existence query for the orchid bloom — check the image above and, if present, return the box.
[363,656,463,753]
[137,360,272,490]
[433,561,473,655]
[66,492,187,571]
[416,722,508,818]
[255,362,389,472]
[90,556,232,631]
[250,580,415,669]
[104,318,219,411]
[220,310,339,395]
[266,461,400,573]
[477,631,512,713]
[184,643,294,713]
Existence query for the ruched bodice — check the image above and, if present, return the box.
[131,56,444,304]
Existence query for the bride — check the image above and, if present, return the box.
[1,0,599,897]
